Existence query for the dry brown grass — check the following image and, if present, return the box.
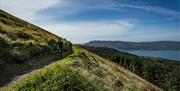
[73,47,163,91]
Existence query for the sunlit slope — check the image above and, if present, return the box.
[0,9,72,86]
[1,46,162,91]
[80,45,180,91]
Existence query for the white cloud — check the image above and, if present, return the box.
[40,20,134,43]
[1,0,179,22]
[0,0,60,22]
[0,0,135,43]
[116,4,180,17]
[0,0,178,43]
[38,0,179,17]
[1,0,178,22]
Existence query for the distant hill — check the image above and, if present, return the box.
[80,45,180,91]
[85,40,180,50]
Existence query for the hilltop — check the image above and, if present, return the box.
[85,40,180,50]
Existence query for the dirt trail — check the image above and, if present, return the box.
[1,61,58,87]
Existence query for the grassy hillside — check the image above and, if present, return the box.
[0,46,162,91]
[0,9,72,86]
[80,45,180,91]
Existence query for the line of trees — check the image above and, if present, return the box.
[80,45,180,91]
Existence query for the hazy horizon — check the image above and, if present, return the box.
[1,0,180,43]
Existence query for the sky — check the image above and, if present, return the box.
[1,0,180,43]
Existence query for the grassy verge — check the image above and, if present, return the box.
[0,47,100,91]
[1,46,162,91]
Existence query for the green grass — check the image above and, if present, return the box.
[0,47,101,91]
[80,45,180,91]
[0,53,55,85]
[3,59,97,91]
[1,46,163,91]
[0,9,73,86]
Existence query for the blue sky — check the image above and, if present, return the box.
[1,0,180,43]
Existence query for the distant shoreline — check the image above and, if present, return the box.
[85,40,180,51]
[119,50,180,61]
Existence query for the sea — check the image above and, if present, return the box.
[120,50,180,61]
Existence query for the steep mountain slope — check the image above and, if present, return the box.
[80,45,180,91]
[0,9,72,86]
[1,46,162,91]
[81,45,180,91]
[85,40,180,50]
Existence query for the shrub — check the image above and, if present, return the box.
[16,32,32,39]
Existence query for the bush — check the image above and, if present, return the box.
[16,32,32,39]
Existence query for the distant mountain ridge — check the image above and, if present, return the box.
[85,40,180,50]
